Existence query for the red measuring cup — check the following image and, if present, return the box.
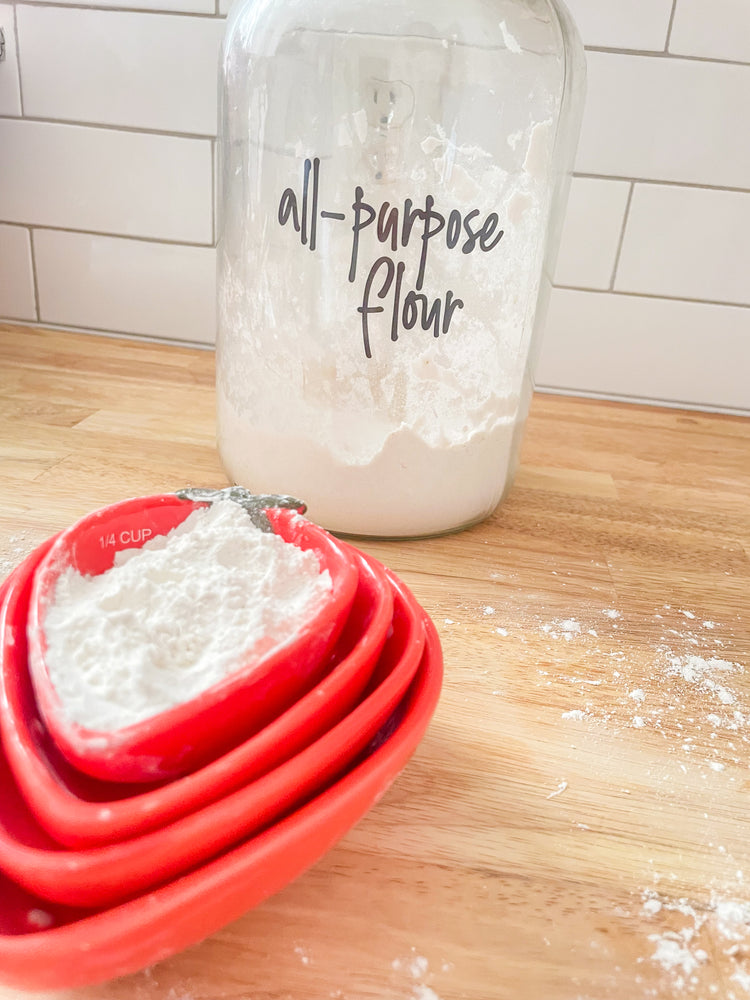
[26,493,359,783]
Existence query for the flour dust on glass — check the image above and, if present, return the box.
[216,0,585,538]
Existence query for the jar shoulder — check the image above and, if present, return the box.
[223,0,578,57]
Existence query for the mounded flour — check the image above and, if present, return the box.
[41,501,332,732]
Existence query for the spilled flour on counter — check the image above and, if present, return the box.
[543,605,748,770]
[664,653,739,707]
[431,596,749,995]
[532,603,750,996]
[41,501,332,730]
[636,887,750,997]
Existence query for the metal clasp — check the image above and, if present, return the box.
[175,487,307,533]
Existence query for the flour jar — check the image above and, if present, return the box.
[216,0,585,538]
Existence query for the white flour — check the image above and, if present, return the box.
[641,890,750,996]
[41,501,332,731]
[392,950,444,1000]
[218,408,517,537]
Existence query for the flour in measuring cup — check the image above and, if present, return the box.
[41,501,332,731]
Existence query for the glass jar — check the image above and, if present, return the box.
[216,0,585,538]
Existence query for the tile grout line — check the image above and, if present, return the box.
[664,0,679,54]
[552,284,750,312]
[11,4,25,115]
[0,317,214,351]
[608,182,635,292]
[13,1,224,19]
[0,221,215,250]
[27,229,42,323]
[572,172,750,197]
[534,383,750,419]
[583,44,750,69]
[0,112,216,142]
[210,137,216,246]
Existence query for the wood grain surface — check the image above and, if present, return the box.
[0,323,749,1000]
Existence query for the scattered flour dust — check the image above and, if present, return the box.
[392,950,443,1000]
[0,530,36,582]
[546,605,748,776]
[546,779,568,799]
[562,709,586,721]
[41,501,332,731]
[294,944,311,966]
[26,908,54,930]
[535,603,750,996]
[542,618,582,641]
[639,889,750,997]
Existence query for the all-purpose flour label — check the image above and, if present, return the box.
[277,156,506,358]
[41,501,332,731]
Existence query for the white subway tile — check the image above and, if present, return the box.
[670,0,750,64]
[554,177,631,290]
[562,0,673,51]
[576,52,750,190]
[616,185,750,307]
[0,225,36,320]
[536,288,750,412]
[0,120,212,243]
[17,7,224,136]
[19,0,214,15]
[0,4,22,116]
[35,230,216,343]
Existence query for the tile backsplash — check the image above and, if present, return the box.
[0,0,747,412]
[16,6,223,135]
[0,119,212,241]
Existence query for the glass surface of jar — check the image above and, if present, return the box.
[216,0,585,538]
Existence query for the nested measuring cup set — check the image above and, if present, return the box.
[0,491,442,990]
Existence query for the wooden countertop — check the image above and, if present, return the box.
[1,323,749,1000]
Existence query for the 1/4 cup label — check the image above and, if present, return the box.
[99,528,153,549]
